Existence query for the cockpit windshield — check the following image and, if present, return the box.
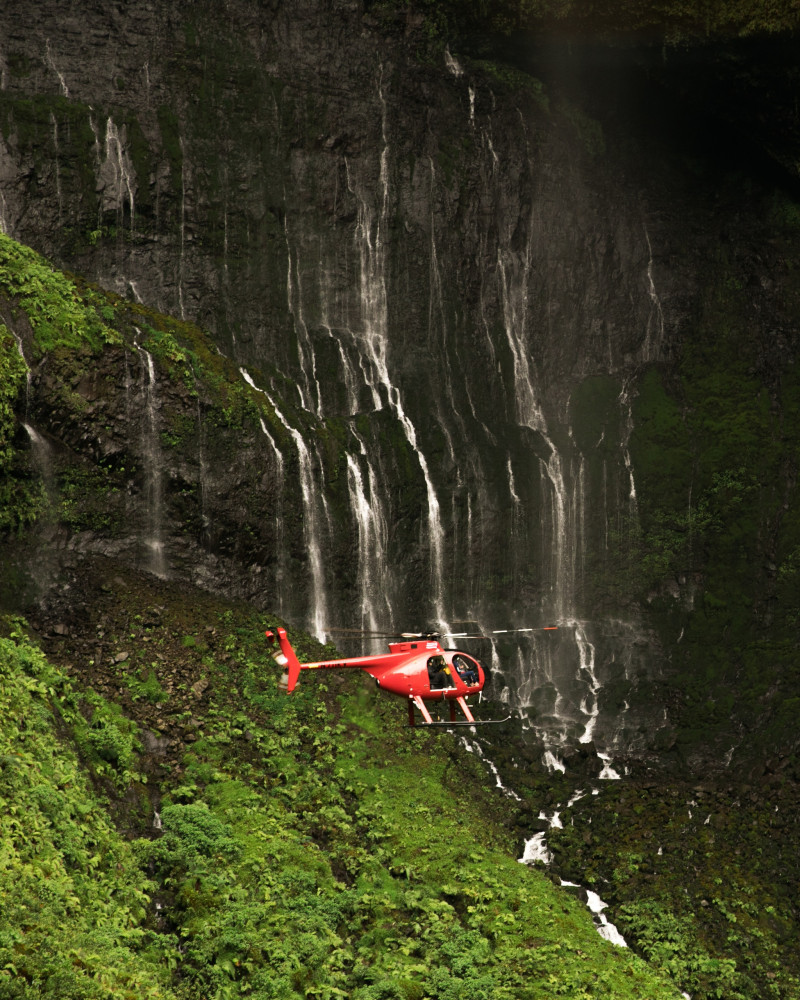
[452,654,480,685]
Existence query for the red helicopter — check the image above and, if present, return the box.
[264,623,556,727]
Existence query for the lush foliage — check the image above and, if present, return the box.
[0,325,46,535]
[0,233,120,357]
[0,623,176,999]
[0,607,683,1000]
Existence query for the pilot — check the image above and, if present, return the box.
[453,654,479,685]
[427,655,452,690]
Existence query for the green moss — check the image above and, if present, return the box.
[59,465,123,535]
[475,60,550,111]
[0,324,28,469]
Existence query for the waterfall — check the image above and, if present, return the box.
[178,137,187,319]
[50,113,63,222]
[574,621,600,744]
[258,416,286,615]
[346,450,389,637]
[44,39,69,97]
[343,79,446,622]
[285,231,323,415]
[643,226,665,362]
[195,396,210,541]
[136,347,167,579]
[101,118,136,234]
[240,368,328,640]
[23,423,54,494]
[497,246,572,619]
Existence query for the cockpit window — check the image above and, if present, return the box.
[452,654,480,685]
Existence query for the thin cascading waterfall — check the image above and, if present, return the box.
[258,416,287,616]
[618,377,639,521]
[427,159,493,615]
[277,144,414,635]
[136,347,167,579]
[45,39,69,97]
[497,226,614,750]
[344,77,446,622]
[497,247,573,619]
[574,620,601,745]
[178,136,187,320]
[9,328,32,413]
[284,216,398,632]
[22,422,54,495]
[318,263,362,413]
[444,46,463,78]
[0,191,9,234]
[643,225,665,363]
[285,228,323,415]
[195,393,210,542]
[103,118,135,235]
[346,446,393,638]
[240,368,328,640]
[50,113,63,222]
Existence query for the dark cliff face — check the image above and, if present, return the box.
[2,0,800,770]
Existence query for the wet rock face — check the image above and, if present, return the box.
[3,1,800,764]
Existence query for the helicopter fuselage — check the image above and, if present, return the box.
[301,639,485,699]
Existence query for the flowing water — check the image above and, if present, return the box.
[136,347,167,579]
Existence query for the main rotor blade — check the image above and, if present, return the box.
[444,626,559,638]
[491,627,559,634]
[324,627,403,636]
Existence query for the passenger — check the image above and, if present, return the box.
[453,654,479,685]
[427,655,453,690]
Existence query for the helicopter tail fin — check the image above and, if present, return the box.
[265,627,303,693]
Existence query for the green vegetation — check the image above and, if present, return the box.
[0,604,684,1000]
[0,623,173,999]
[0,324,28,472]
[0,232,120,357]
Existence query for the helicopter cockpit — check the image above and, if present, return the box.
[452,654,480,685]
[427,653,481,689]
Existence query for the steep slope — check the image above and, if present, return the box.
[1,580,686,1000]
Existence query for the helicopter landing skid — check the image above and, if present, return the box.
[408,716,512,728]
